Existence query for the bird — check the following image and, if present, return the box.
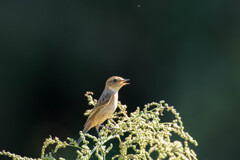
[77,76,130,144]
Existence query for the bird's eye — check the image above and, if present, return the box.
[113,79,117,82]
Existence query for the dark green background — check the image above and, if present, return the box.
[0,0,239,159]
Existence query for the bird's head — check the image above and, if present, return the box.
[105,76,130,92]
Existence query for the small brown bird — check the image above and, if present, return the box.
[77,76,129,144]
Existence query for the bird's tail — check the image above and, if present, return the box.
[76,136,83,144]
[77,121,92,144]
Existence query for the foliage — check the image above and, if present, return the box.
[0,92,198,160]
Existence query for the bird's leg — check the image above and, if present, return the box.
[95,125,100,138]
[100,124,116,131]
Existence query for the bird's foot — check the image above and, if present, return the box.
[100,125,116,131]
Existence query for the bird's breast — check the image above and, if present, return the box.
[93,92,118,125]
[105,92,118,113]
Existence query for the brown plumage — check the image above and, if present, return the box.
[77,76,129,144]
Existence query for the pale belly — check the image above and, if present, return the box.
[92,94,118,126]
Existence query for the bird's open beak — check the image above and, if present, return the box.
[120,79,130,86]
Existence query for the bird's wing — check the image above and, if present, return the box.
[86,91,112,121]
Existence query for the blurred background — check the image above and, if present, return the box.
[0,0,240,159]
